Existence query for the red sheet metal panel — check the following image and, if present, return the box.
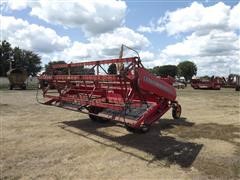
[136,68,176,101]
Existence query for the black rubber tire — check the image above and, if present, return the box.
[9,85,13,90]
[88,106,109,123]
[125,125,136,133]
[172,104,182,119]
[125,124,150,133]
[140,124,150,133]
[89,114,109,123]
[22,85,26,90]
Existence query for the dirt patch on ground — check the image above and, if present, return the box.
[160,119,240,145]
[0,87,239,179]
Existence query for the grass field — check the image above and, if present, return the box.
[0,87,239,179]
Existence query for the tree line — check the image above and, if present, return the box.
[148,61,197,81]
[0,40,41,76]
[45,58,197,80]
[1,40,197,80]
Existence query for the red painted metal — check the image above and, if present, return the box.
[191,77,221,90]
[38,56,181,132]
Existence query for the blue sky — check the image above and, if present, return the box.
[1,0,240,76]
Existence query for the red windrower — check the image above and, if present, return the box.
[38,56,181,133]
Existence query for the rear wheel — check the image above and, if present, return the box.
[88,106,109,123]
[89,114,109,123]
[22,84,26,90]
[140,124,150,133]
[172,103,181,119]
[236,86,240,91]
[125,125,136,133]
[125,124,150,133]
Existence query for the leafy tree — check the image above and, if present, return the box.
[13,47,41,76]
[0,40,42,76]
[157,65,177,77]
[177,61,197,81]
[45,61,67,75]
[147,68,154,74]
[147,66,160,75]
[108,63,117,74]
[148,65,177,77]
[45,61,66,72]
[153,66,160,76]
[202,75,210,79]
[0,40,13,76]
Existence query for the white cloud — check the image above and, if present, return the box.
[137,25,165,33]
[5,0,127,36]
[164,2,233,35]
[60,27,150,62]
[229,2,240,29]
[138,2,240,35]
[90,27,150,50]
[4,1,239,76]
[5,0,28,10]
[162,30,239,58]
[1,15,71,53]
[1,14,150,65]
[139,51,155,61]
[139,2,240,76]
[156,30,240,76]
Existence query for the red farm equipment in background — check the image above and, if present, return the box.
[38,46,181,133]
[191,76,221,90]
[221,74,240,89]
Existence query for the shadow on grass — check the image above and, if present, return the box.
[59,118,202,168]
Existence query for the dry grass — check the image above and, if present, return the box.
[0,87,239,179]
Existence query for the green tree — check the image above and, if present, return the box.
[157,65,177,77]
[45,61,67,75]
[147,68,154,74]
[148,65,177,77]
[0,40,42,76]
[148,66,160,75]
[177,61,197,81]
[0,40,13,76]
[202,75,210,79]
[13,47,41,76]
[45,61,66,71]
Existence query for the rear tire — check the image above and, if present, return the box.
[88,106,109,123]
[89,114,109,123]
[236,86,240,91]
[22,84,26,90]
[172,103,181,119]
[125,124,150,133]
[140,124,150,133]
[125,125,136,133]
